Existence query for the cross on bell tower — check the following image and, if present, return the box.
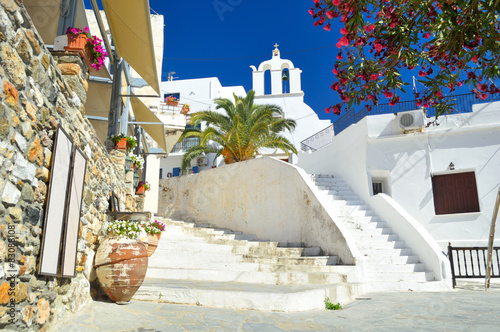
[273,43,280,57]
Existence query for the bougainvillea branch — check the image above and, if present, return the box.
[310,0,500,117]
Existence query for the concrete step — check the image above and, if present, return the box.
[365,263,426,273]
[357,240,406,250]
[133,278,364,312]
[242,255,337,266]
[146,267,356,285]
[366,271,434,283]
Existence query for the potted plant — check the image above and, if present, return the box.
[165,96,179,106]
[140,220,166,257]
[181,103,190,115]
[130,154,144,171]
[110,134,137,152]
[135,181,150,195]
[94,220,148,304]
[65,26,108,71]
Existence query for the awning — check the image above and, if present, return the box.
[24,0,88,45]
[101,0,160,95]
[130,94,167,152]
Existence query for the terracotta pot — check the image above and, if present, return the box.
[135,185,145,195]
[115,137,128,151]
[65,34,94,71]
[94,235,148,303]
[65,34,87,51]
[166,100,178,106]
[146,233,161,257]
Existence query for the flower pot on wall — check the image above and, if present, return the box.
[115,138,128,151]
[65,34,87,51]
[65,34,94,71]
[94,235,148,303]
[166,100,178,106]
[135,185,145,195]
[146,233,161,257]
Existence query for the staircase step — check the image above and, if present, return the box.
[242,255,337,266]
[146,267,355,285]
[133,278,364,312]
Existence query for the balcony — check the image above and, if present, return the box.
[170,137,200,154]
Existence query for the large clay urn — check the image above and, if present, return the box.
[94,235,148,303]
[146,233,162,257]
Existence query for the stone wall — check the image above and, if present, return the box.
[0,2,139,330]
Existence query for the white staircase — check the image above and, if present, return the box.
[312,174,440,291]
[134,217,363,311]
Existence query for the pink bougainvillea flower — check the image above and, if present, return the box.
[324,23,331,31]
[481,93,488,100]
[418,70,427,77]
[326,10,334,19]
[336,53,343,60]
[332,68,339,75]
[383,90,393,98]
[435,91,443,98]
[325,107,331,113]
[471,55,479,63]
[332,0,340,6]
[457,81,463,87]
[423,33,430,39]
[374,43,383,52]
[340,27,349,35]
[370,74,377,80]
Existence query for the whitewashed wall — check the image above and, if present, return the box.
[158,157,360,265]
[298,101,500,249]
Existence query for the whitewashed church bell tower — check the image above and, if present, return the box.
[250,44,303,97]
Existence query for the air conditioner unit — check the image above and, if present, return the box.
[397,109,425,132]
[196,156,208,166]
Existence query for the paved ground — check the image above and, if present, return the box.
[50,281,500,332]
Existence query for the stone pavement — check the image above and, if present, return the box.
[49,281,500,332]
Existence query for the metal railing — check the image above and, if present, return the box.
[447,243,500,288]
[300,124,334,152]
[170,137,200,153]
[333,92,500,135]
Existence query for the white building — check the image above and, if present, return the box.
[159,45,332,177]
[297,100,500,250]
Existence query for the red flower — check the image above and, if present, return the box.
[364,24,375,33]
[374,43,383,52]
[324,23,331,31]
[481,93,488,100]
[332,68,339,75]
[340,27,349,35]
[370,74,377,80]
[457,81,463,87]
[326,11,334,19]
[423,33,430,39]
[471,55,479,63]
[325,107,331,113]
[383,90,393,98]
[435,91,443,98]
[338,36,349,47]
[332,0,340,6]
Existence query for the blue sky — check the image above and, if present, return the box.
[148,0,342,122]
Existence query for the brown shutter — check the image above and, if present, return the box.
[432,172,480,215]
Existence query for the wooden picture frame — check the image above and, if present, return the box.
[39,127,73,276]
[61,147,87,278]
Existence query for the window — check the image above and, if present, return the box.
[159,168,163,179]
[432,172,480,215]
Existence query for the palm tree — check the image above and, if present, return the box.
[178,90,297,172]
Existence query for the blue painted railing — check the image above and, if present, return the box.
[333,93,500,135]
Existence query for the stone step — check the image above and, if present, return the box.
[343,220,388,230]
[366,271,434,283]
[146,267,357,285]
[242,255,337,266]
[353,233,400,242]
[364,263,426,273]
[360,248,414,257]
[357,240,406,250]
[133,278,364,312]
